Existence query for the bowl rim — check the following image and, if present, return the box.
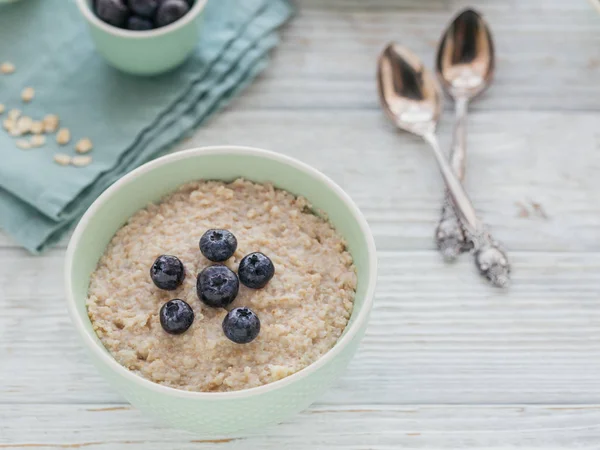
[75,0,208,39]
[65,146,377,400]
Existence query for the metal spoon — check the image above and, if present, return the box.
[434,8,495,262]
[377,43,510,287]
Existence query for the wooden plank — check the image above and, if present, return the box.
[2,250,600,405]
[234,0,600,112]
[2,404,600,448]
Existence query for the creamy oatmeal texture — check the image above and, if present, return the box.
[87,179,357,392]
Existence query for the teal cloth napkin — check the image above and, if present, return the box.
[0,0,292,253]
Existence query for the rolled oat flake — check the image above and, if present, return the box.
[16,139,31,150]
[3,118,14,131]
[8,109,20,120]
[75,138,93,154]
[53,153,71,166]
[56,128,70,145]
[21,87,35,103]
[17,116,33,134]
[43,114,59,133]
[30,135,46,147]
[0,62,15,74]
[72,155,92,167]
[30,121,44,134]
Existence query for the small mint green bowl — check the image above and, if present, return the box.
[65,146,377,436]
[75,0,207,75]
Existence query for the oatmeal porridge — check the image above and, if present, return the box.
[87,178,357,392]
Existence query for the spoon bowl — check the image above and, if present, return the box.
[436,8,495,100]
[377,43,442,137]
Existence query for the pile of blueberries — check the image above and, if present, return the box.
[150,229,275,344]
[94,0,195,31]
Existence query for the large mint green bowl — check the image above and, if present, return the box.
[75,0,206,75]
[65,146,377,435]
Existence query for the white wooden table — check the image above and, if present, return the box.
[2,0,600,447]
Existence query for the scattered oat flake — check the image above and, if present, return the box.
[8,109,20,120]
[43,114,59,125]
[53,153,71,166]
[56,128,70,145]
[72,155,92,167]
[17,116,32,134]
[75,138,93,154]
[1,62,15,74]
[9,128,22,137]
[21,87,35,103]
[44,122,57,133]
[43,114,59,133]
[30,135,46,147]
[0,104,4,114]
[30,121,44,134]
[3,118,14,130]
[16,139,31,150]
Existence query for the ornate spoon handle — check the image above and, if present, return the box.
[423,132,510,288]
[471,229,510,288]
[435,97,469,261]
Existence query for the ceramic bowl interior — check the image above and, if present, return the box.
[65,146,377,435]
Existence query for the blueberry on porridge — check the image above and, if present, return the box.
[199,229,238,262]
[222,307,261,344]
[196,264,240,308]
[159,299,194,335]
[150,255,185,291]
[238,252,275,289]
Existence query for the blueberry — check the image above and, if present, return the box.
[127,0,158,17]
[127,15,154,30]
[199,229,237,262]
[155,0,190,28]
[95,0,130,28]
[160,299,194,334]
[197,265,239,308]
[238,252,275,289]
[222,307,261,344]
[150,255,185,290]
